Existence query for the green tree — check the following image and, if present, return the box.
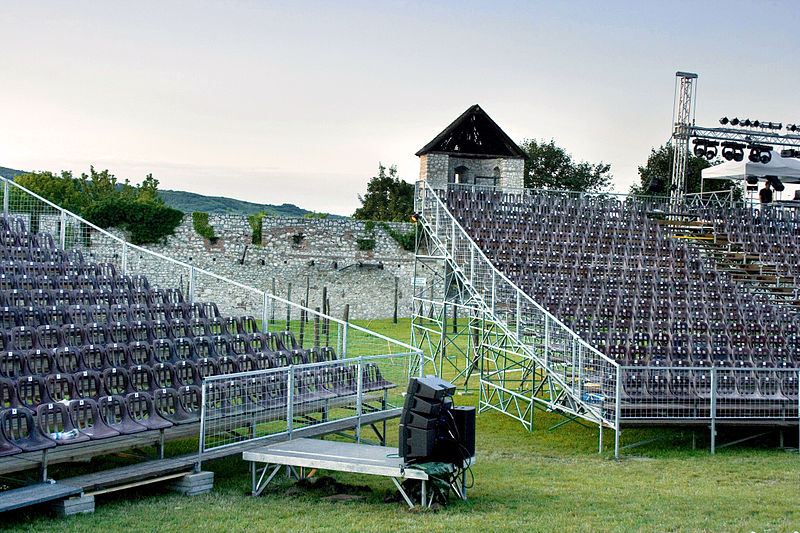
[630,144,741,199]
[14,167,183,244]
[521,139,612,192]
[353,163,414,222]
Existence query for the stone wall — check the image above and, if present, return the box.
[110,215,417,320]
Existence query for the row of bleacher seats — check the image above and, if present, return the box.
[0,216,395,458]
[444,188,800,375]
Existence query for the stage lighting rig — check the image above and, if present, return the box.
[781,148,800,158]
[788,124,799,133]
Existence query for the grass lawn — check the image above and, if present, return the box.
[4,319,800,532]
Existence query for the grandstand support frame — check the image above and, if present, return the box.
[412,181,621,457]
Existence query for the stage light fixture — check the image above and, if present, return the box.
[773,122,783,130]
[788,124,798,132]
[721,141,746,161]
[703,140,718,160]
[731,117,740,126]
[752,120,760,128]
[748,149,761,163]
[692,139,707,158]
[743,119,752,127]
[719,117,729,125]
[781,149,800,158]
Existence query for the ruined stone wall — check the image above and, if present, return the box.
[90,215,417,320]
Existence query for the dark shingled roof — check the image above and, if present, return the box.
[416,104,526,159]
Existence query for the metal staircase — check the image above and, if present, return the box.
[411,181,621,455]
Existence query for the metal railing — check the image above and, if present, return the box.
[199,352,414,463]
[415,181,620,434]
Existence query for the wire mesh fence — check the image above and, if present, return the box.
[617,366,800,422]
[199,353,413,456]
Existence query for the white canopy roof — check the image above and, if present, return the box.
[701,151,800,184]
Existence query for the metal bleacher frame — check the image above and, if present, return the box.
[0,177,422,510]
[413,179,800,455]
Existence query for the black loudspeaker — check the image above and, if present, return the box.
[451,406,476,460]
[746,176,759,185]
[407,376,456,401]
[399,424,437,459]
[399,377,456,464]
[767,175,785,192]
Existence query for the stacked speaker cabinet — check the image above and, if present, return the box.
[399,376,475,467]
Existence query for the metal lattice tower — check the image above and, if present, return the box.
[669,71,698,207]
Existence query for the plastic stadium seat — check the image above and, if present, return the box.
[128,341,154,366]
[36,325,63,350]
[61,323,86,348]
[102,367,131,396]
[73,370,104,399]
[153,387,198,424]
[129,364,157,392]
[97,395,147,434]
[174,360,200,387]
[45,373,77,403]
[150,319,170,340]
[68,398,120,440]
[152,338,174,363]
[36,402,91,445]
[10,326,38,351]
[196,357,218,379]
[168,318,190,339]
[0,406,56,452]
[54,346,81,373]
[125,391,172,430]
[172,337,194,361]
[0,352,27,379]
[26,348,55,375]
[0,378,18,408]
[105,343,131,367]
[152,362,177,389]
[16,375,52,408]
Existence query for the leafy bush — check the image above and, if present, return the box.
[192,211,218,243]
[380,222,416,251]
[15,167,182,245]
[357,238,376,251]
[85,198,183,245]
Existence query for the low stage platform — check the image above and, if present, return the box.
[243,438,471,508]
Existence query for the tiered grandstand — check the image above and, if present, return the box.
[413,180,800,454]
[0,178,415,509]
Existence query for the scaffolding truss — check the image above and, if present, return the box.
[411,181,621,456]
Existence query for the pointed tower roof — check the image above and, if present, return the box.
[416,104,526,158]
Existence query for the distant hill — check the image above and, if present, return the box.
[157,189,338,217]
[0,166,25,180]
[0,165,336,218]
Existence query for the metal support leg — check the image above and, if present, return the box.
[421,479,427,508]
[390,477,414,508]
[599,424,603,454]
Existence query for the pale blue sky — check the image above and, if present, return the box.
[1,1,798,214]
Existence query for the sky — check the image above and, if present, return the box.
[1,1,799,215]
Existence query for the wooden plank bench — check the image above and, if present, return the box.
[0,482,82,514]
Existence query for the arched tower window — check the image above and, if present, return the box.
[452,165,469,184]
